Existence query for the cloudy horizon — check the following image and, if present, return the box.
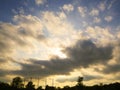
[0,0,120,87]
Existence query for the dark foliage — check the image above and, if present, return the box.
[26,81,35,90]
[0,76,120,90]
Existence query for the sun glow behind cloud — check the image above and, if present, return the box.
[50,47,67,59]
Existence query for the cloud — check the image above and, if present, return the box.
[11,39,113,79]
[104,16,113,22]
[0,0,119,85]
[0,69,9,77]
[12,58,72,78]
[93,17,101,23]
[0,57,6,64]
[85,26,115,46]
[0,14,47,79]
[83,75,102,81]
[64,40,113,67]
[41,11,72,36]
[107,0,116,10]
[56,76,78,83]
[0,14,47,62]
[0,16,118,84]
[12,7,25,15]
[0,12,80,79]
[41,11,79,48]
[78,6,87,17]
[35,0,45,5]
[58,12,67,19]
[62,4,74,12]
[90,8,99,16]
[13,14,45,40]
[98,41,120,74]
[98,2,106,11]
[56,68,103,83]
[102,64,120,74]
[4,22,116,81]
[0,57,22,82]
[0,22,27,57]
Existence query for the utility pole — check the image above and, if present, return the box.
[30,77,32,82]
[23,78,26,88]
[45,78,47,86]
[37,77,40,87]
[52,78,54,87]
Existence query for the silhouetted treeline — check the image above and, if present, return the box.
[0,76,120,90]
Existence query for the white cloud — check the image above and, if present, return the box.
[98,3,105,11]
[0,11,83,63]
[104,16,113,22]
[42,11,74,36]
[10,11,81,61]
[62,4,74,12]
[13,14,44,39]
[85,26,115,46]
[78,6,87,17]
[90,9,99,16]
[0,22,27,57]
[58,12,67,19]
[35,0,45,5]
[41,11,80,47]
[93,17,101,23]
[0,14,49,61]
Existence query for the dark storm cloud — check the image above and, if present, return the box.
[56,76,78,83]
[64,40,113,67]
[0,69,10,77]
[83,75,102,81]
[12,39,113,79]
[101,64,120,74]
[12,58,72,78]
[95,63,120,76]
[95,41,120,74]
[56,75,102,83]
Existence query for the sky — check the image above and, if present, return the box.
[0,0,120,87]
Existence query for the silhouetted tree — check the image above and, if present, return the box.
[63,85,70,90]
[26,81,35,90]
[76,76,84,90]
[1,76,120,90]
[77,76,83,86]
[36,86,43,90]
[45,85,55,90]
[56,87,61,90]
[0,81,10,90]
[11,76,24,88]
